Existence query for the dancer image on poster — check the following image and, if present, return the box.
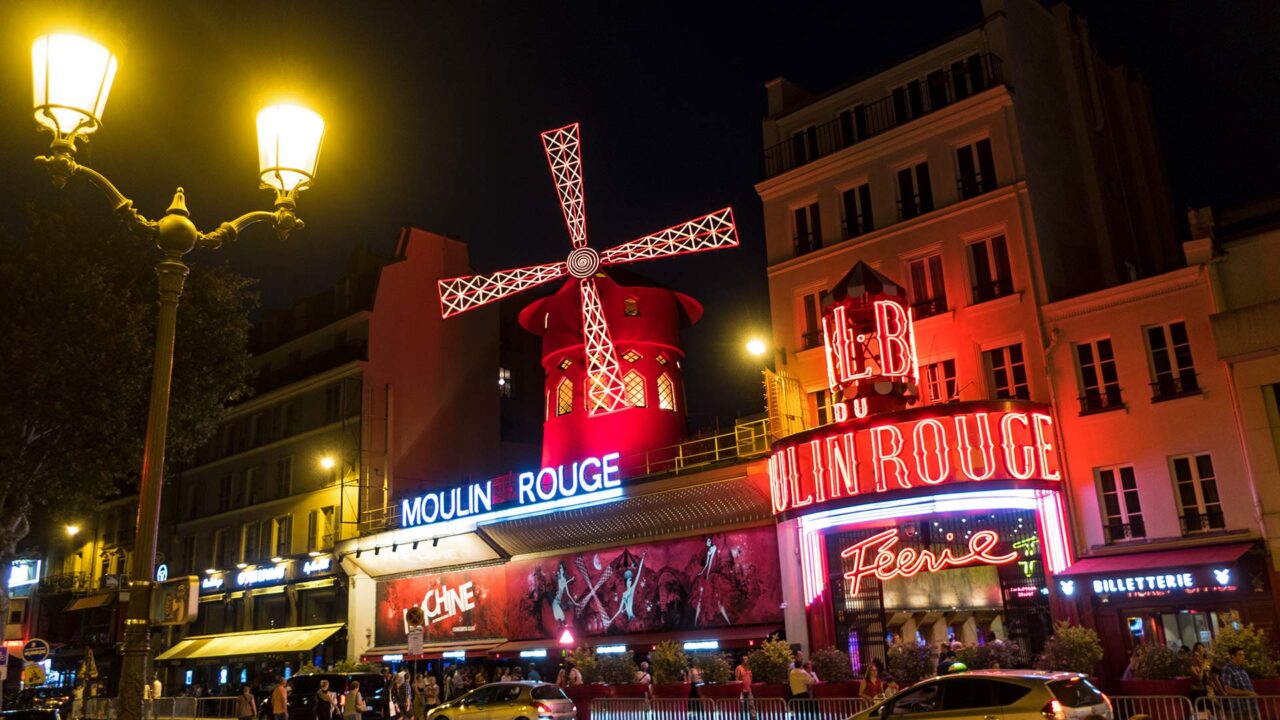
[693,536,732,626]
[552,561,575,625]
[607,552,647,628]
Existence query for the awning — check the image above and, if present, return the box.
[1057,542,1254,577]
[490,625,782,655]
[66,593,116,612]
[156,623,344,660]
[361,639,504,662]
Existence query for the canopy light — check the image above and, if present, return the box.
[519,649,547,658]
[595,645,627,655]
[381,654,403,662]
[746,338,767,357]
[257,104,325,193]
[442,650,466,659]
[683,640,719,652]
[65,525,80,537]
[32,33,118,138]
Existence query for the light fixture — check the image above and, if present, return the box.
[432,537,439,548]
[746,338,768,357]
[31,33,118,140]
[205,569,217,575]
[65,524,80,537]
[558,628,575,646]
[236,563,247,569]
[257,104,325,194]
[309,551,321,557]
[271,557,283,564]
[374,546,380,556]
[319,456,336,470]
[391,543,398,553]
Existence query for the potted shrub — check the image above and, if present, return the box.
[887,643,934,688]
[748,636,794,698]
[1120,644,1191,696]
[1035,622,1104,675]
[564,648,608,720]
[694,653,742,698]
[598,651,646,698]
[811,647,859,698]
[650,641,691,698]
[1212,611,1280,693]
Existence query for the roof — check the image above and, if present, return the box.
[1056,542,1254,577]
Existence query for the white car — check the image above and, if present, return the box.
[850,669,1112,720]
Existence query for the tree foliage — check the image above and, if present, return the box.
[1035,622,1104,675]
[0,201,255,617]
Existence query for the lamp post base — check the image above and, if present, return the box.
[118,581,153,720]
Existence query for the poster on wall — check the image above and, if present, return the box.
[375,565,507,646]
[507,527,783,640]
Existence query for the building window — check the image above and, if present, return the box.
[800,292,824,350]
[790,126,818,166]
[181,535,197,573]
[841,183,874,238]
[896,162,933,220]
[1098,466,1145,543]
[623,298,639,316]
[623,370,646,408]
[308,507,336,552]
[555,377,574,416]
[923,359,957,404]
[1172,454,1225,533]
[657,374,677,411]
[969,235,1013,302]
[229,473,243,511]
[655,354,669,366]
[793,202,822,256]
[498,367,512,397]
[275,456,293,498]
[558,357,573,371]
[272,516,292,558]
[249,413,265,447]
[1076,339,1123,414]
[956,138,997,199]
[184,483,199,521]
[1147,321,1199,400]
[210,529,226,570]
[324,385,342,423]
[811,389,835,427]
[985,344,1029,400]
[239,522,259,564]
[223,422,239,457]
[280,402,298,437]
[243,466,260,506]
[622,349,641,363]
[907,253,947,319]
[891,79,926,122]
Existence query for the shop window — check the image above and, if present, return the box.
[1147,321,1199,400]
[1097,466,1144,543]
[299,588,337,625]
[623,298,640,316]
[1172,453,1224,533]
[254,593,288,630]
[556,378,574,416]
[985,344,1029,400]
[908,253,947,318]
[923,359,957,404]
[275,456,293,498]
[272,515,292,558]
[1077,339,1123,414]
[657,374,677,411]
[623,370,646,408]
[969,235,1013,302]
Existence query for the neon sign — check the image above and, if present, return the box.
[400,451,622,529]
[236,564,286,588]
[303,556,332,575]
[200,576,224,591]
[822,300,919,393]
[841,528,1018,596]
[769,402,1061,517]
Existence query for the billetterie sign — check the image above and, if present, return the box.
[401,451,622,529]
[769,401,1061,517]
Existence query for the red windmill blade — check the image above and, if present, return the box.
[436,122,740,415]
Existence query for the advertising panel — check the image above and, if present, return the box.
[375,565,507,646]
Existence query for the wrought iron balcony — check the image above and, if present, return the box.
[911,296,948,320]
[897,192,935,221]
[1151,371,1200,402]
[841,217,873,240]
[1181,510,1226,534]
[1079,387,1125,415]
[973,277,1014,303]
[801,330,825,350]
[1103,520,1146,544]
[957,175,997,201]
[763,54,1004,179]
[793,233,823,257]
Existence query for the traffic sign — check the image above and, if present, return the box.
[21,639,49,663]
[23,663,44,686]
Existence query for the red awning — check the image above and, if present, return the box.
[1057,542,1254,577]
[489,625,782,655]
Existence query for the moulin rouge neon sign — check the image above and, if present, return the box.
[768,402,1061,516]
[841,528,1018,595]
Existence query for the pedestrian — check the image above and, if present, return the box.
[1190,645,1212,705]
[271,676,288,720]
[804,661,819,684]
[860,663,883,703]
[1222,646,1259,720]
[237,685,257,720]
[343,682,365,720]
[412,679,426,720]
[555,664,567,688]
[527,664,541,683]
[318,680,338,720]
[788,662,814,699]
[634,661,652,686]
[567,661,583,687]
[734,656,752,699]
[423,677,440,713]
[381,668,393,717]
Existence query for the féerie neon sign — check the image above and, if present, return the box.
[768,402,1061,516]
[841,528,1018,595]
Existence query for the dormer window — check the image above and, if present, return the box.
[624,298,639,316]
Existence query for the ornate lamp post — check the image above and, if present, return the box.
[30,33,325,720]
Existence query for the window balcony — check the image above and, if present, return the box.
[762,54,1004,179]
[911,296,948,320]
[1103,520,1146,544]
[801,330,824,350]
[897,193,934,221]
[1079,387,1125,415]
[957,175,997,201]
[841,217,872,240]
[972,277,1014,303]
[1151,371,1200,402]
[1180,510,1226,535]
[793,233,822,257]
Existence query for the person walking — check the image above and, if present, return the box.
[271,676,289,720]
[237,685,257,720]
[343,682,365,720]
[567,661,583,687]
[316,680,336,720]
[635,662,652,686]
[734,656,753,699]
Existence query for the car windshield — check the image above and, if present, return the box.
[531,687,568,701]
[1049,678,1106,707]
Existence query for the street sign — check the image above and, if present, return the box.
[150,576,199,625]
[407,626,423,656]
[21,639,49,663]
[156,564,169,582]
[23,663,44,686]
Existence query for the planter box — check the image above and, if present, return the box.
[813,681,862,698]
[1254,678,1280,695]
[750,683,790,699]
[698,682,744,699]
[565,684,608,720]
[650,683,692,699]
[607,684,650,698]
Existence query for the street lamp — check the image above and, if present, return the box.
[65,524,81,537]
[745,338,768,357]
[29,32,325,720]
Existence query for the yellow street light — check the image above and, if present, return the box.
[65,524,80,537]
[319,456,336,470]
[257,104,325,194]
[32,34,118,139]
[746,338,768,357]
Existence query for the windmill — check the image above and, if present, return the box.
[437,123,738,415]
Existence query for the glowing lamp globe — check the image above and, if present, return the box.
[746,338,767,357]
[257,104,325,193]
[32,34,118,137]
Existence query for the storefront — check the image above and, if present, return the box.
[1055,542,1277,681]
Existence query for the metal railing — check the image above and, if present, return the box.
[972,277,1015,303]
[1196,695,1280,720]
[793,233,823,257]
[762,54,1004,178]
[83,696,247,720]
[897,192,934,221]
[587,697,870,720]
[39,571,94,594]
[651,698,717,720]
[957,175,997,201]
[1080,387,1125,415]
[1181,509,1227,534]
[1151,372,1200,401]
[1103,520,1147,544]
[911,296,948,320]
[1109,695,1193,720]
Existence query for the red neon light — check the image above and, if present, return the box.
[911,418,950,485]
[874,300,914,378]
[954,413,997,481]
[436,123,740,416]
[1000,412,1037,480]
[840,528,1018,596]
[822,299,919,396]
[869,424,908,493]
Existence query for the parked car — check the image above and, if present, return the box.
[848,670,1112,720]
[427,682,575,720]
[0,710,61,720]
[3,688,70,717]
[279,673,387,720]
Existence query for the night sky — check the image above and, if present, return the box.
[1,1,1277,427]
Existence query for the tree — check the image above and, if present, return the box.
[0,201,255,629]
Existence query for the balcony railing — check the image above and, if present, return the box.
[911,296,948,320]
[39,572,93,594]
[897,193,934,221]
[762,54,1004,179]
[1151,371,1200,402]
[1079,387,1125,415]
[841,217,873,240]
[801,330,824,350]
[1181,509,1226,534]
[957,175,997,201]
[973,277,1015,303]
[793,233,822,257]
[1103,520,1146,544]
